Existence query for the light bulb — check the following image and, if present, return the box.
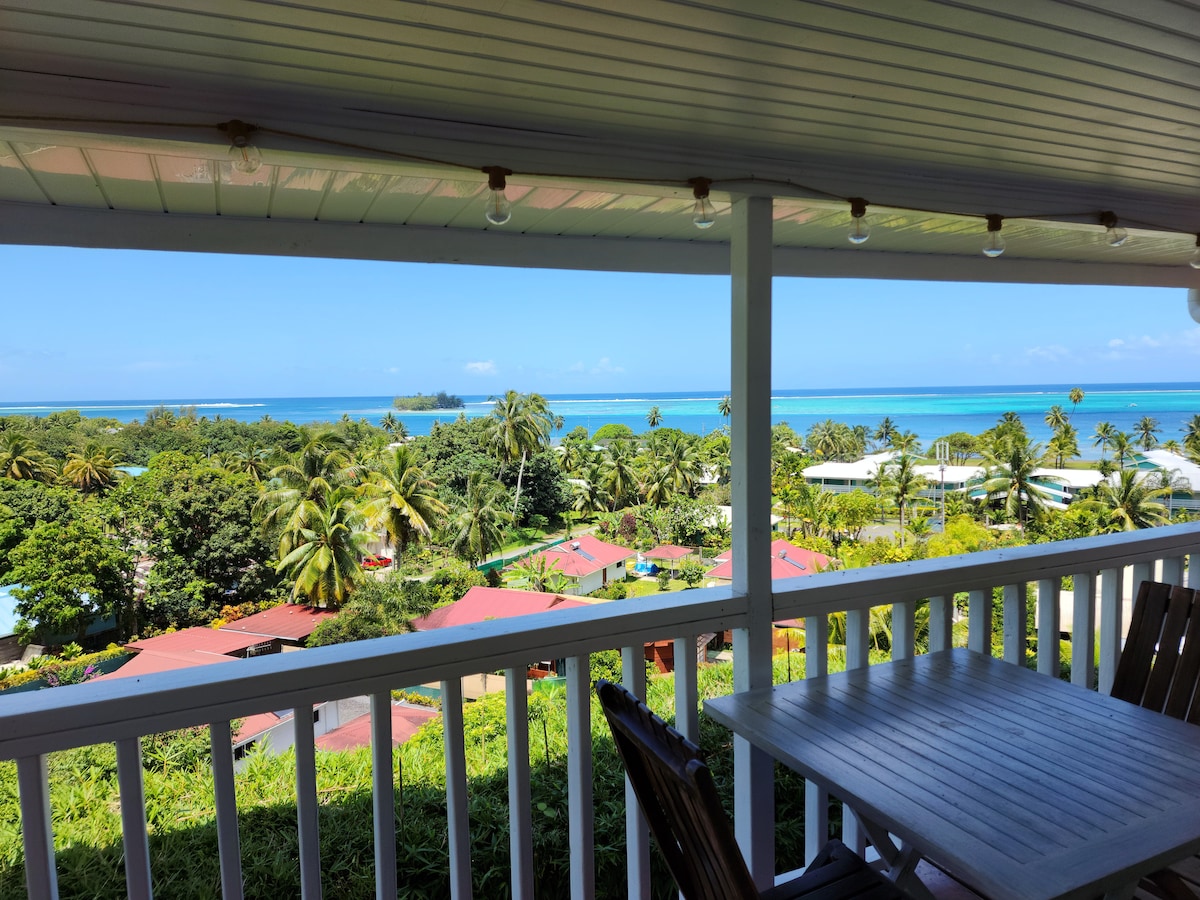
[481,166,513,226]
[228,142,262,174]
[1099,211,1128,247]
[689,177,715,229]
[847,197,870,244]
[1191,236,1200,269]
[982,214,1005,258]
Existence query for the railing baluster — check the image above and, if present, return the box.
[1132,560,1153,598]
[115,737,153,899]
[845,609,869,671]
[441,678,472,900]
[505,668,535,900]
[566,654,594,900]
[370,691,396,900]
[1162,555,1185,586]
[1071,571,1097,689]
[621,646,650,899]
[891,601,915,661]
[209,720,244,900]
[927,595,952,653]
[293,705,322,900]
[967,588,991,655]
[1036,579,1060,677]
[803,613,830,866]
[1098,568,1123,695]
[1002,583,1026,665]
[16,755,57,900]
[673,635,699,742]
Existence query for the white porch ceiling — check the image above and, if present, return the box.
[1,0,1199,285]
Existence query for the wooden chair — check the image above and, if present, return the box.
[1112,581,1200,900]
[595,679,902,900]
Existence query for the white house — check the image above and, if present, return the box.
[517,534,631,596]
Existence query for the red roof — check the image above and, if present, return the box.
[705,539,832,580]
[218,604,338,641]
[411,586,588,631]
[644,544,694,561]
[235,711,286,743]
[93,648,236,682]
[126,627,269,656]
[521,534,632,579]
[316,703,438,751]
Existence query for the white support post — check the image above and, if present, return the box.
[967,589,991,655]
[1098,568,1123,695]
[729,193,775,887]
[293,706,322,900]
[1162,555,1185,586]
[892,601,915,661]
[673,636,699,743]
[805,615,828,678]
[566,655,594,900]
[115,737,153,900]
[845,609,870,672]
[1132,560,1153,598]
[927,596,952,653]
[1072,572,1097,689]
[505,669,535,900]
[209,721,244,900]
[1002,583,1026,666]
[621,647,651,899]
[17,755,58,900]
[370,692,396,900]
[802,613,829,863]
[441,678,472,900]
[1036,579,1060,677]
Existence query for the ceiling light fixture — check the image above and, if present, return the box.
[982,215,1005,258]
[481,166,513,225]
[218,120,262,174]
[847,198,870,244]
[688,178,715,229]
[1099,211,1128,247]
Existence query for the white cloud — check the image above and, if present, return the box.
[1024,344,1071,363]
[1108,338,1125,348]
[590,356,624,375]
[464,360,496,375]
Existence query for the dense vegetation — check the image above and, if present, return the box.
[391,391,464,411]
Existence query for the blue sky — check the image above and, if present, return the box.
[3,245,1198,400]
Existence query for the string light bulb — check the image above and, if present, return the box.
[218,120,262,174]
[688,177,715,229]
[847,198,870,244]
[1190,235,1200,269]
[982,215,1005,258]
[481,166,513,225]
[1099,211,1128,247]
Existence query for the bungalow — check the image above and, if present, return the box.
[93,627,274,683]
[706,539,832,581]
[517,534,632,596]
[410,586,589,631]
[218,603,338,650]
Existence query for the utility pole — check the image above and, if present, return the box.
[935,440,949,532]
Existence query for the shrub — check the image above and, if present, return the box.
[655,570,671,591]
[678,559,706,588]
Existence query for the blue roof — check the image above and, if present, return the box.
[0,585,20,638]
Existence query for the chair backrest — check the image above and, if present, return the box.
[595,679,760,900]
[1112,580,1200,723]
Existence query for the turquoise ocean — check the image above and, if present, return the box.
[3,383,1200,450]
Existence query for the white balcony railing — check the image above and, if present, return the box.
[2,523,1199,899]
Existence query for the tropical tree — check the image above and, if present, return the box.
[717,395,731,419]
[62,443,124,494]
[806,419,863,460]
[873,417,897,451]
[1111,431,1135,470]
[361,445,447,567]
[1045,424,1079,469]
[650,433,700,499]
[645,406,663,428]
[572,462,613,516]
[447,471,511,565]
[226,443,273,482]
[879,453,927,545]
[1183,414,1200,456]
[275,487,370,607]
[257,429,362,532]
[1134,415,1161,451]
[379,411,401,435]
[890,430,921,455]
[1093,421,1117,460]
[601,439,639,510]
[488,390,553,520]
[1084,469,1169,532]
[979,439,1051,526]
[1068,387,1085,422]
[505,553,571,593]
[0,434,55,483]
[1044,405,1068,434]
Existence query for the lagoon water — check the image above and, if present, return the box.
[3,383,1200,448]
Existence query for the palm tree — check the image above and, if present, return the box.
[1084,469,1169,532]
[227,444,272,481]
[1111,431,1135,470]
[506,553,571,593]
[1044,405,1068,433]
[1134,415,1161,451]
[62,443,123,494]
[379,411,401,435]
[881,453,927,545]
[717,395,732,418]
[1068,387,1085,422]
[257,430,362,532]
[360,446,447,567]
[0,434,55,482]
[1093,421,1117,460]
[1046,424,1079,469]
[646,406,663,428]
[488,390,553,520]
[602,440,638,510]
[572,462,613,516]
[275,487,371,607]
[1183,414,1200,456]
[873,417,897,451]
[979,439,1051,526]
[890,431,921,455]
[653,433,700,497]
[447,471,511,565]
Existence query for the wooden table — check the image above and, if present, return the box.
[705,649,1200,900]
